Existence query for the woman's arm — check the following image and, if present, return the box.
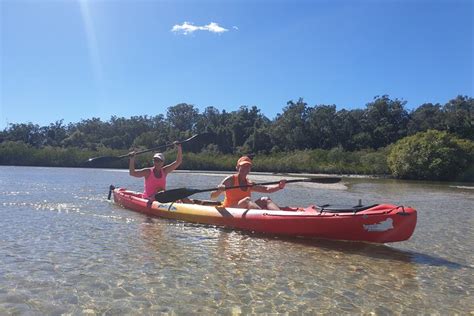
[251,180,286,193]
[128,152,150,178]
[210,176,233,200]
[163,143,182,174]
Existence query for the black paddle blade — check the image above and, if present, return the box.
[155,188,203,203]
[305,177,342,184]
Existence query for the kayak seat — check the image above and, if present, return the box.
[317,204,379,213]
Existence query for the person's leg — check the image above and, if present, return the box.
[237,197,261,209]
[255,197,280,210]
[265,199,280,210]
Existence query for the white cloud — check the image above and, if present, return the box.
[171,22,199,35]
[204,22,228,33]
[171,22,231,35]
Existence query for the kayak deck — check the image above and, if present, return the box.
[112,188,417,243]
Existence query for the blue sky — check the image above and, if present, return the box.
[1,0,472,130]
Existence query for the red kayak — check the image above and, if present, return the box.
[112,188,417,243]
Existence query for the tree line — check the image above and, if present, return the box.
[0,95,473,181]
[1,95,472,154]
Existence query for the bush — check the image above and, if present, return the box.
[387,130,474,180]
[359,149,389,174]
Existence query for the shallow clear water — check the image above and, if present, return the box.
[0,166,472,314]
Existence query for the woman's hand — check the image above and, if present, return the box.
[211,184,226,200]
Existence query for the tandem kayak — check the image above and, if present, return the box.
[111,187,417,243]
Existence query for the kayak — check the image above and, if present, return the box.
[111,187,417,243]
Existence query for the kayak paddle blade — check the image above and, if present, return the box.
[305,177,342,184]
[87,155,122,165]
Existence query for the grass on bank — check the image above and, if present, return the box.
[0,140,389,175]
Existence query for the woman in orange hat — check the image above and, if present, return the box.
[128,142,182,199]
[210,156,286,210]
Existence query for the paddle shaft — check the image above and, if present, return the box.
[118,134,199,159]
[193,178,309,194]
[87,134,200,163]
[154,177,341,202]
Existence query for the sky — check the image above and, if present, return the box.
[0,0,472,130]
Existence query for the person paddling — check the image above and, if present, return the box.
[129,142,182,200]
[210,156,286,210]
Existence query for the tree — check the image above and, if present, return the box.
[270,98,309,151]
[5,123,43,147]
[166,103,199,132]
[307,104,338,149]
[41,120,68,147]
[132,131,161,149]
[61,130,87,148]
[443,95,473,140]
[195,106,222,133]
[74,117,110,148]
[245,122,272,154]
[335,109,364,150]
[362,95,409,148]
[227,106,268,150]
[407,103,444,135]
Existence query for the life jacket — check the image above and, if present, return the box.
[222,175,251,207]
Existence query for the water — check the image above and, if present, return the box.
[0,166,472,314]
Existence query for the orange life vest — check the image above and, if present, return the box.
[222,175,251,207]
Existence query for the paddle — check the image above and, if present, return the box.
[154,177,342,203]
[86,134,201,165]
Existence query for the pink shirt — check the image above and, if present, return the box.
[143,167,167,198]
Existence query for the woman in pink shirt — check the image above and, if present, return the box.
[128,142,182,199]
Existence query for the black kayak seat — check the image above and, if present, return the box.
[317,204,379,213]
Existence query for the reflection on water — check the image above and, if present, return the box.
[0,166,472,314]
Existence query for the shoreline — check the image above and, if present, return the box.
[81,166,385,180]
[173,169,385,179]
[0,163,382,179]
[2,165,473,185]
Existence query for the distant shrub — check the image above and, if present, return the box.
[387,130,474,180]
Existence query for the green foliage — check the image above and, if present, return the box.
[250,148,389,175]
[387,130,474,181]
[167,103,199,132]
[271,98,309,151]
[180,152,236,171]
[443,95,474,140]
[307,105,338,149]
[4,123,43,147]
[0,140,389,176]
[3,95,472,153]
[362,95,409,148]
[0,141,93,167]
[1,94,472,181]
[0,141,33,165]
[407,103,444,135]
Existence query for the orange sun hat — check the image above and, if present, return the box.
[236,156,252,167]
